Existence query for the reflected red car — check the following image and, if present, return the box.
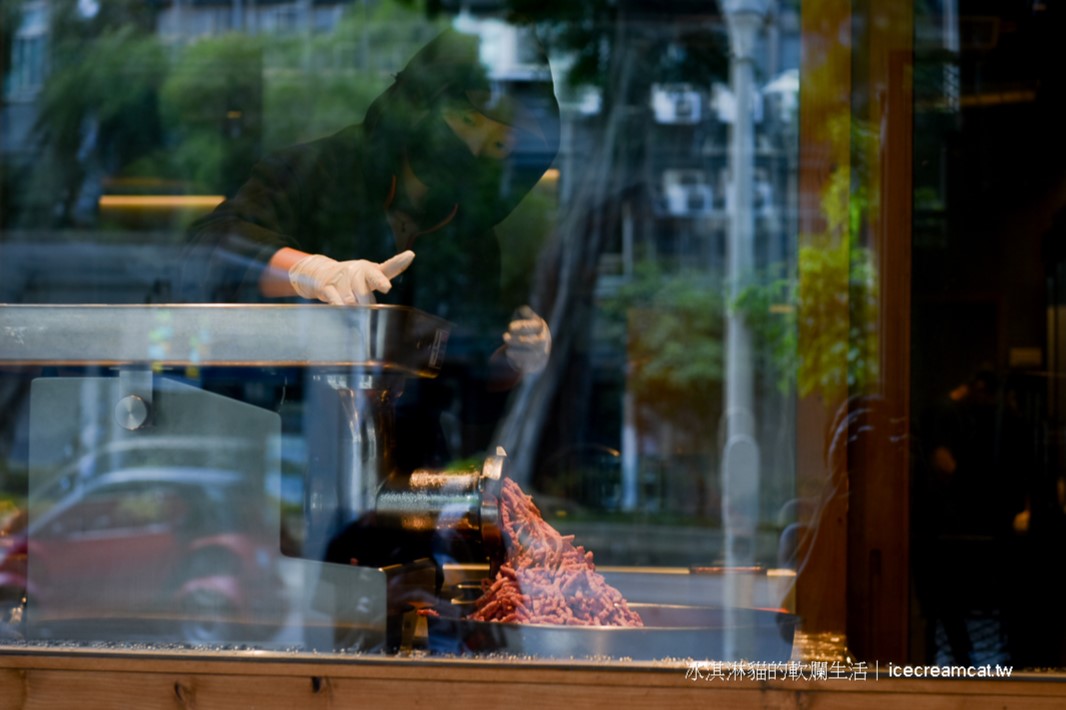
[0,467,287,644]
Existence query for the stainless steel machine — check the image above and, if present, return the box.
[0,304,508,651]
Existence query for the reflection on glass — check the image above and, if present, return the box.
[910,0,1066,671]
[0,1,804,663]
[20,376,286,645]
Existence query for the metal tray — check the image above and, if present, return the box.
[426,603,799,662]
[0,304,450,374]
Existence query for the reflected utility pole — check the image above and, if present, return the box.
[720,0,768,661]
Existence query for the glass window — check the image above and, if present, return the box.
[1,0,1061,681]
[0,0,793,664]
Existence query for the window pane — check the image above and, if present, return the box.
[0,1,808,665]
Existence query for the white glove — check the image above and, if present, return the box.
[288,251,415,305]
[503,306,551,375]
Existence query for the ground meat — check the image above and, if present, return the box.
[468,478,643,627]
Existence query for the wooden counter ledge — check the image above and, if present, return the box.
[3,648,1066,709]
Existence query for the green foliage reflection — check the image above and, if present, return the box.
[603,263,725,430]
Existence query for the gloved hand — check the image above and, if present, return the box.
[288,251,415,305]
[503,306,551,375]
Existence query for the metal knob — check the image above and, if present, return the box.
[114,394,151,431]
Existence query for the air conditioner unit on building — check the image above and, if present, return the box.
[662,169,714,216]
[651,84,702,125]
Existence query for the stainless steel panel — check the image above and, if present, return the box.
[0,304,450,374]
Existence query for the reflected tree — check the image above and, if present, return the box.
[16,0,446,227]
[156,35,265,196]
[22,1,165,227]
[603,263,726,442]
[261,1,447,149]
[491,2,730,487]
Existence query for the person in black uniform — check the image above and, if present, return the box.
[182,28,560,445]
[183,27,558,346]
[181,29,560,566]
